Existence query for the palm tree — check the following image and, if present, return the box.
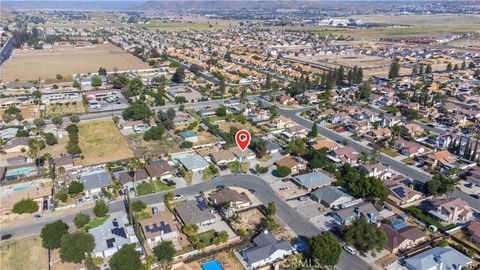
[370,149,380,163]
[359,152,369,164]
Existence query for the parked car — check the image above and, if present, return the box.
[85,195,91,202]
[174,194,184,200]
[298,196,309,201]
[248,189,256,195]
[344,245,357,255]
[216,185,225,189]
[212,176,220,181]
[1,234,12,240]
[152,207,158,215]
[93,195,99,201]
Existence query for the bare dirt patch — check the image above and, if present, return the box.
[0,235,48,270]
[2,43,149,82]
[78,120,134,165]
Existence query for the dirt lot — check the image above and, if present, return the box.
[0,106,38,120]
[127,133,181,158]
[217,121,265,137]
[0,235,48,270]
[78,120,134,165]
[39,136,70,158]
[44,103,87,117]
[231,208,264,232]
[2,43,149,82]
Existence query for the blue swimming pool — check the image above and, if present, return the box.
[13,186,30,191]
[202,260,223,270]
[6,167,36,177]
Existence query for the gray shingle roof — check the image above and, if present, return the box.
[293,171,334,189]
[310,186,352,205]
[174,200,215,225]
[404,246,471,270]
[243,233,292,265]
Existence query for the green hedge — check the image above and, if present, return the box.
[405,206,442,228]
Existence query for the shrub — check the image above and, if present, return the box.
[276,166,292,177]
[74,213,90,228]
[56,192,68,202]
[12,199,39,214]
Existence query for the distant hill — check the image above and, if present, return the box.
[1,1,144,11]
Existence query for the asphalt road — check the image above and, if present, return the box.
[0,174,369,270]
[276,106,433,184]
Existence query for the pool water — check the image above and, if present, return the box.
[6,167,36,177]
[13,186,30,191]
[202,260,223,270]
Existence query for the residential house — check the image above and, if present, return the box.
[174,200,215,226]
[381,223,426,253]
[139,211,178,249]
[230,147,256,162]
[467,221,480,246]
[423,150,455,169]
[0,128,19,140]
[118,168,149,191]
[401,123,424,138]
[385,179,423,206]
[331,202,379,226]
[90,217,139,258]
[360,163,393,180]
[277,95,298,106]
[363,128,392,142]
[209,188,251,209]
[178,154,209,172]
[242,232,293,269]
[394,138,425,157]
[292,171,334,191]
[210,150,237,166]
[282,125,308,139]
[427,198,473,224]
[331,147,358,165]
[270,116,295,129]
[310,139,338,151]
[2,137,31,153]
[179,131,198,143]
[145,160,174,180]
[382,116,402,128]
[80,167,113,194]
[275,156,306,175]
[404,246,472,270]
[310,186,353,208]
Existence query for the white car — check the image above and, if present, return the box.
[174,194,184,200]
[343,245,357,255]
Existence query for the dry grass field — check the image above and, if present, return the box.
[2,43,149,82]
[44,103,87,117]
[78,120,134,165]
[0,236,48,270]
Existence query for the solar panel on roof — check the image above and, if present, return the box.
[106,238,116,248]
[112,220,119,227]
[145,225,150,232]
[393,187,406,198]
[164,224,172,233]
[111,227,127,238]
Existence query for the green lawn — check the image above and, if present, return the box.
[402,157,415,164]
[136,210,152,221]
[197,229,216,246]
[207,115,226,122]
[153,180,174,192]
[202,165,220,181]
[227,161,250,173]
[418,118,433,124]
[83,215,110,231]
[136,182,156,196]
[377,147,399,157]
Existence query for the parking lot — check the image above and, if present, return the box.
[88,92,129,112]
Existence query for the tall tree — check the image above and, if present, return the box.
[309,121,318,138]
[109,244,142,270]
[40,220,68,250]
[388,60,400,79]
[309,233,342,266]
[343,217,387,254]
[59,232,95,263]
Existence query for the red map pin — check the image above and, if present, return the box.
[235,130,251,151]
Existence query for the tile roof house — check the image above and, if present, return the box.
[144,160,174,180]
[292,171,334,190]
[310,139,338,151]
[423,150,455,169]
[394,138,425,157]
[380,223,426,253]
[275,156,306,174]
[90,217,139,258]
[208,188,251,209]
[230,147,257,162]
[139,211,178,249]
[427,198,473,224]
[467,220,480,246]
[242,232,292,269]
[310,186,353,208]
[404,246,472,270]
[384,179,423,206]
[282,125,308,139]
[401,123,424,138]
[331,202,379,226]
[174,200,215,226]
[331,146,358,165]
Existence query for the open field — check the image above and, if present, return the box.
[0,106,38,120]
[0,235,48,270]
[127,133,181,158]
[2,43,149,82]
[44,103,87,117]
[217,121,265,137]
[78,120,134,165]
[39,137,69,157]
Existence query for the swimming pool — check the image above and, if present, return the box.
[13,186,30,192]
[202,260,223,270]
[6,167,36,177]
